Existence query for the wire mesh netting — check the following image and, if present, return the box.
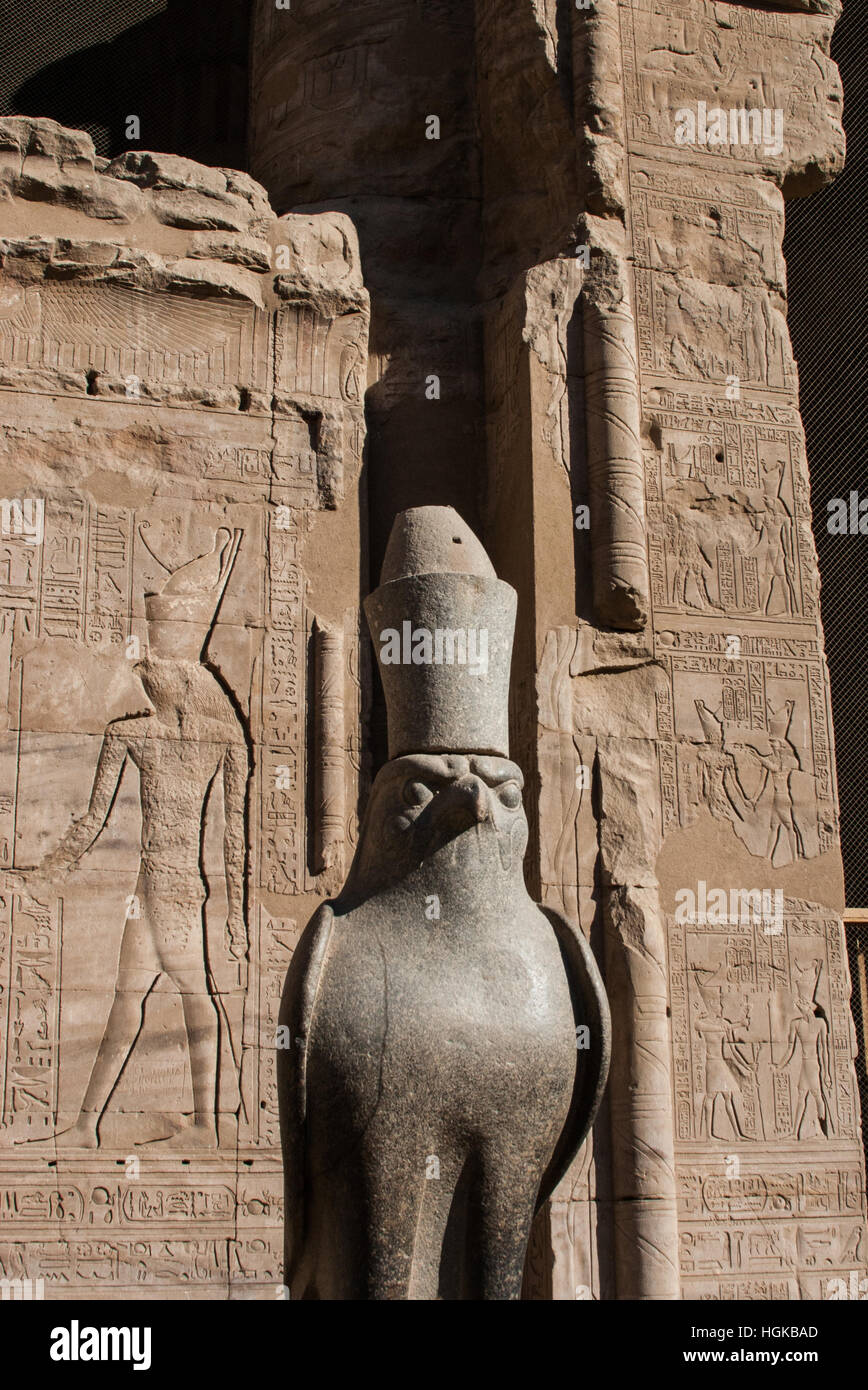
[784,5,868,909]
[0,0,249,168]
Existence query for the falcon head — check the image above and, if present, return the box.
[342,753,529,903]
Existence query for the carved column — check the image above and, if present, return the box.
[313,620,346,874]
[582,254,649,633]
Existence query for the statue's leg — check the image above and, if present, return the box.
[302,1158,370,1299]
[361,1139,431,1300]
[470,1146,541,1301]
[405,1149,468,1300]
[293,1138,422,1300]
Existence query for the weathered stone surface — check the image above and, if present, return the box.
[519,0,863,1302]
[0,115,369,1299]
[249,0,485,569]
[0,116,96,168]
[0,0,864,1305]
[188,234,272,273]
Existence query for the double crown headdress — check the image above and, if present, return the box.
[142,526,242,660]
[364,507,517,759]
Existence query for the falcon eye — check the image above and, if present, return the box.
[498,782,522,810]
[403,780,433,808]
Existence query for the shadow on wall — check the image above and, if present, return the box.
[4,0,250,168]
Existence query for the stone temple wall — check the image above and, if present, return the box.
[251,0,866,1300]
[476,0,866,1300]
[0,0,863,1301]
[0,115,369,1297]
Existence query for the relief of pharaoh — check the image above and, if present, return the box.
[27,527,249,1150]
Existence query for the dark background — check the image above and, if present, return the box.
[0,0,249,169]
[784,3,868,908]
[1,1,866,903]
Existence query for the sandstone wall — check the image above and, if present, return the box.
[250,0,484,589]
[501,0,866,1300]
[0,116,368,1297]
[0,0,862,1303]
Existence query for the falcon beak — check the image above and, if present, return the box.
[416,776,489,858]
[450,776,489,824]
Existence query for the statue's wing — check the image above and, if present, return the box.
[535,905,611,1212]
[278,901,335,1291]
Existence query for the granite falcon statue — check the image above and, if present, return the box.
[278,507,610,1300]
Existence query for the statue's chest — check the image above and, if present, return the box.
[310,908,576,1102]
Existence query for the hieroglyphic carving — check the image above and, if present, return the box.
[0,125,369,1293]
[531,0,863,1304]
[275,303,367,404]
[647,424,810,619]
[259,510,306,897]
[85,509,134,651]
[679,1164,866,1301]
[637,270,795,392]
[538,626,680,1299]
[670,906,857,1146]
[631,174,784,284]
[0,1238,229,1289]
[0,884,62,1136]
[245,910,298,1149]
[610,0,858,1296]
[670,902,864,1297]
[22,496,134,649]
[0,283,269,393]
[619,0,844,181]
[40,498,87,642]
[655,628,837,866]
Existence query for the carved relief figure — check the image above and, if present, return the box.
[775,994,834,1141]
[749,461,798,616]
[695,991,752,1141]
[668,510,718,610]
[28,529,249,1149]
[694,699,753,826]
[690,696,808,866]
[751,701,805,865]
[643,21,741,113]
